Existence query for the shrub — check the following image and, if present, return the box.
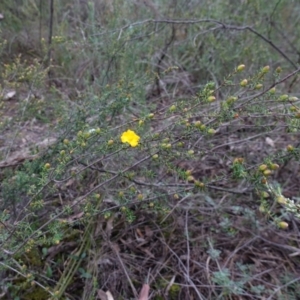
[1,1,300,299]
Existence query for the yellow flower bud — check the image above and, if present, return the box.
[261,65,270,73]
[148,113,154,118]
[207,128,216,135]
[255,84,263,90]
[173,194,179,200]
[237,64,245,72]
[269,87,276,94]
[269,163,279,170]
[194,120,202,128]
[63,139,69,145]
[83,132,91,139]
[104,212,111,219]
[233,157,244,164]
[263,169,272,176]
[44,163,51,169]
[161,143,171,149]
[279,94,289,101]
[187,150,194,155]
[195,181,205,188]
[289,96,298,101]
[276,196,287,205]
[208,96,216,102]
[226,96,238,104]
[152,154,159,159]
[107,139,114,146]
[187,175,195,182]
[185,170,192,176]
[259,205,266,213]
[137,194,143,200]
[138,120,144,126]
[261,191,270,198]
[287,144,294,151]
[278,221,288,229]
[258,164,268,171]
[240,79,248,87]
[169,105,176,112]
[275,66,282,73]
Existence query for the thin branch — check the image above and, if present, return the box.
[266,276,300,300]
[103,18,299,70]
[47,0,54,67]
[245,26,298,69]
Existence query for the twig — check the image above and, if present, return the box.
[185,211,190,278]
[102,18,298,70]
[111,242,138,299]
[47,0,54,68]
[161,239,206,300]
[266,276,300,300]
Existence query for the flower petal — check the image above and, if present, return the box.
[121,130,140,147]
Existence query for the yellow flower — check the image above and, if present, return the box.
[121,130,140,147]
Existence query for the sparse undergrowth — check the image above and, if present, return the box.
[1,1,300,300]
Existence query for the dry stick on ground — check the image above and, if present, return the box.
[222,236,259,269]
[160,238,206,300]
[110,241,139,299]
[160,193,192,223]
[266,276,300,300]
[258,235,300,258]
[185,211,190,281]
